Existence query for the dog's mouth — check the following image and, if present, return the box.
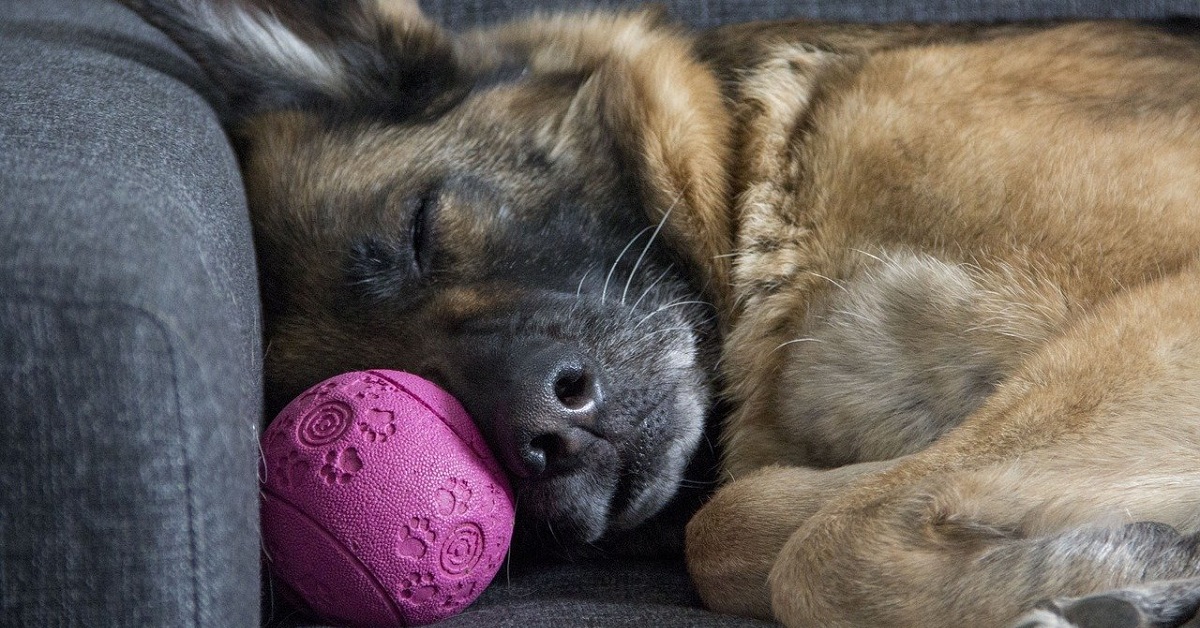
[511,378,705,546]
[416,288,715,550]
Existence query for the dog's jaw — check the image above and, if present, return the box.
[408,287,717,550]
[611,336,707,533]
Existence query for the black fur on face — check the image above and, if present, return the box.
[245,95,723,552]
[121,0,725,556]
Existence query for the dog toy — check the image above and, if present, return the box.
[259,370,514,627]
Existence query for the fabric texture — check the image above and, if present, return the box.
[420,0,1200,29]
[266,559,778,627]
[0,0,261,626]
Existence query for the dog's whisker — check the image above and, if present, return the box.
[634,300,713,329]
[253,423,268,484]
[770,337,823,354]
[602,224,655,304]
[634,326,696,346]
[621,194,681,306]
[849,247,887,265]
[807,271,848,293]
[584,540,610,557]
[629,264,676,315]
[575,266,594,300]
[545,521,562,552]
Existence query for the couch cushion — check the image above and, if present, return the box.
[0,0,261,625]
[266,559,778,627]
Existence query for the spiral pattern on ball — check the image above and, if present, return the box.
[298,401,353,446]
[440,523,485,575]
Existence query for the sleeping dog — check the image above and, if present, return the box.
[122,1,1200,626]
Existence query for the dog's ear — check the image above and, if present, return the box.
[493,11,736,320]
[119,0,463,121]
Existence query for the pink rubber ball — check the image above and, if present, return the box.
[260,370,515,627]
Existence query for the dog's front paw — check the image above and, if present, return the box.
[1011,596,1143,628]
[685,477,779,620]
[1012,588,1200,628]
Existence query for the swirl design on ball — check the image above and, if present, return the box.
[440,523,485,575]
[298,401,353,446]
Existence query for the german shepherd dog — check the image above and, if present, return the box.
[123,1,1200,626]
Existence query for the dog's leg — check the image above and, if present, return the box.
[766,265,1200,628]
[690,251,1067,617]
[686,460,897,618]
[1013,575,1200,628]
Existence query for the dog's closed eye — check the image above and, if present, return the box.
[408,187,438,277]
[344,183,444,303]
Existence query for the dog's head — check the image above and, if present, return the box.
[126,0,733,551]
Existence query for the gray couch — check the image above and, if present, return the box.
[1,0,1195,626]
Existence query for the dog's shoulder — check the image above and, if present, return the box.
[711,17,1200,473]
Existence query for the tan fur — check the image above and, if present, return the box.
[231,11,739,407]
[683,20,1200,628]
[373,0,424,24]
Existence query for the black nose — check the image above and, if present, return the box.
[503,346,604,478]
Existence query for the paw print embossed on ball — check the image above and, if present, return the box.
[319,448,363,485]
[360,408,398,443]
[260,370,515,627]
[436,477,472,516]
[396,517,436,560]
[397,572,440,604]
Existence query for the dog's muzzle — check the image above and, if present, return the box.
[477,341,606,480]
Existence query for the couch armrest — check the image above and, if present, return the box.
[0,0,261,625]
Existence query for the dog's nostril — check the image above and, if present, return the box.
[530,433,562,464]
[528,431,589,475]
[519,441,548,478]
[554,367,594,411]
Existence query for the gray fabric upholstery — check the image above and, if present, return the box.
[0,0,260,626]
[267,559,778,627]
[2,1,1198,628]
[442,560,776,628]
[420,0,1200,29]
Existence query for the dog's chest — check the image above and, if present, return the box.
[716,37,1174,467]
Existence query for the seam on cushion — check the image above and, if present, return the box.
[2,292,203,627]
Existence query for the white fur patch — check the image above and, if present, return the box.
[1008,608,1079,628]
[189,3,348,95]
